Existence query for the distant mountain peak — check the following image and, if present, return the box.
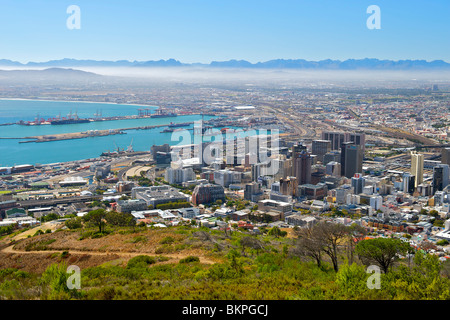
[0,58,448,70]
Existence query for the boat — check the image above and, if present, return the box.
[150,107,177,118]
[50,110,90,125]
[150,113,177,118]
[50,119,90,125]
[168,122,191,128]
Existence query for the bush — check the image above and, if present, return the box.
[34,229,45,237]
[179,256,200,264]
[155,245,174,254]
[41,213,59,222]
[126,255,156,269]
[25,239,56,251]
[129,235,148,243]
[159,236,175,245]
[437,239,449,246]
[65,217,83,230]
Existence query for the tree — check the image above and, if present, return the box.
[293,226,325,268]
[105,211,135,227]
[65,217,83,230]
[429,210,439,218]
[268,226,287,238]
[239,236,265,256]
[315,222,350,272]
[82,209,107,233]
[346,223,367,264]
[41,212,59,222]
[355,237,410,273]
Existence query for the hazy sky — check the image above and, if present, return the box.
[0,0,448,63]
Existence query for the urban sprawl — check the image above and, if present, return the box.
[2,85,450,261]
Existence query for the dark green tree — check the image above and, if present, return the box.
[355,237,411,273]
[82,209,107,233]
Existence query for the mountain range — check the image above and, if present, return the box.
[0,58,449,70]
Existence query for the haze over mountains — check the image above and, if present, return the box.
[0,58,449,70]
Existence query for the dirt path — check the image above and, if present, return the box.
[1,243,217,265]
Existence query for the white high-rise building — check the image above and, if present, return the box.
[411,151,424,188]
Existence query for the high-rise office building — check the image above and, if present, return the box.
[323,151,341,165]
[279,176,298,197]
[322,131,366,153]
[433,164,449,193]
[322,131,346,151]
[351,173,365,194]
[346,132,366,153]
[341,142,363,178]
[402,173,416,194]
[410,151,424,188]
[292,151,312,185]
[292,145,312,185]
[312,140,332,163]
[291,143,307,158]
[442,148,450,166]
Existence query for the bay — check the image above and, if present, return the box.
[0,99,220,166]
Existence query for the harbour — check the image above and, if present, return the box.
[0,100,217,166]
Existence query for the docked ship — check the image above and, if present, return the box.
[168,122,191,128]
[150,107,177,118]
[17,113,51,126]
[51,118,90,125]
[50,110,90,125]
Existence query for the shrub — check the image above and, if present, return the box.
[160,236,175,245]
[155,245,174,254]
[34,229,45,237]
[25,239,56,251]
[129,235,148,243]
[126,255,156,269]
[179,256,200,264]
[65,217,83,230]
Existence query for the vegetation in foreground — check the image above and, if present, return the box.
[0,220,449,300]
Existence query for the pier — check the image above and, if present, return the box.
[14,123,191,143]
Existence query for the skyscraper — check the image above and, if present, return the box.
[441,148,450,166]
[323,151,341,165]
[351,173,365,194]
[433,164,449,193]
[291,144,312,185]
[410,151,424,188]
[312,140,332,163]
[322,131,366,153]
[402,173,416,194]
[346,131,366,153]
[321,131,346,151]
[341,142,363,178]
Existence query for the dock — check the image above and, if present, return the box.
[14,122,194,143]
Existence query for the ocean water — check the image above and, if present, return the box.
[0,99,221,166]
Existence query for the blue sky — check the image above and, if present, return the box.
[0,0,448,63]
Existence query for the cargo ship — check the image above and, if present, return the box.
[168,122,191,127]
[150,107,177,118]
[50,118,90,125]
[50,110,90,125]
